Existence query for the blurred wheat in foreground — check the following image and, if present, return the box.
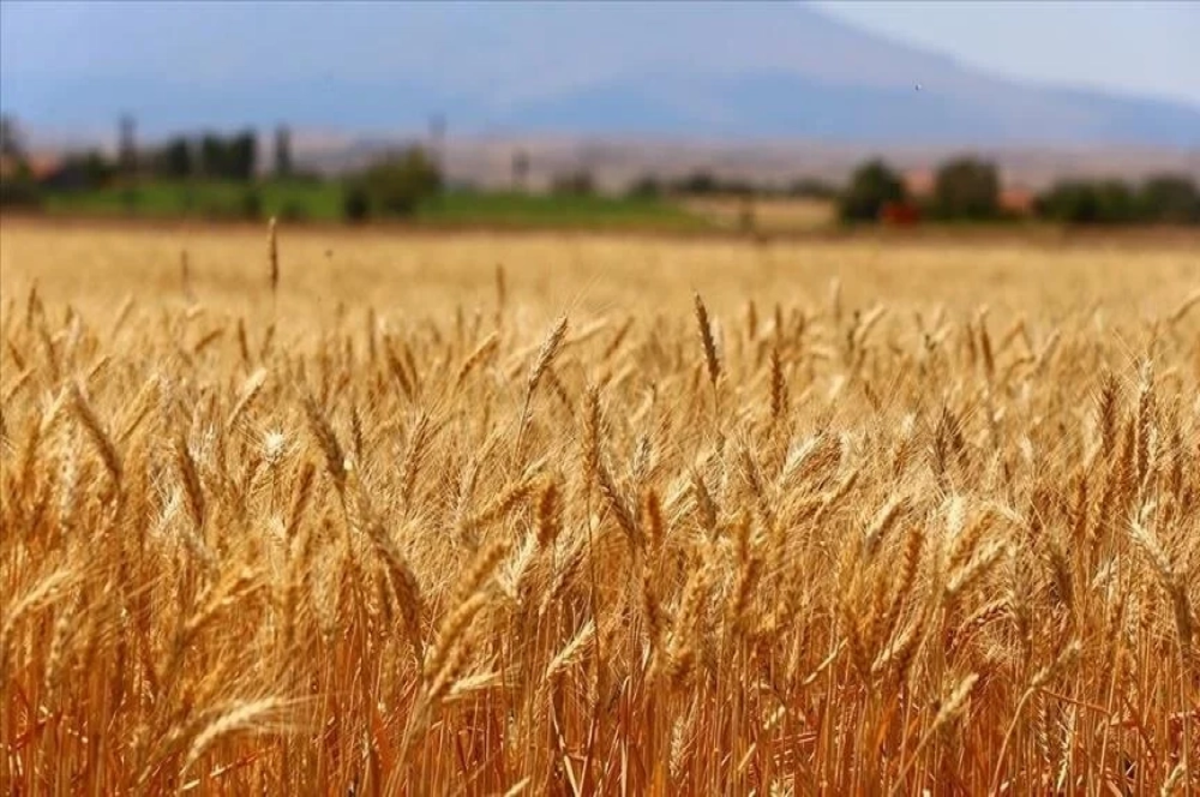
[1,223,1198,794]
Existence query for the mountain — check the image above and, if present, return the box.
[2,1,1198,146]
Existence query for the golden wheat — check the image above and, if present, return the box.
[1,220,1198,794]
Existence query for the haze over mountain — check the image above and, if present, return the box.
[3,1,1198,147]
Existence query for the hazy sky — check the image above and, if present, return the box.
[2,1,1197,107]
[813,1,1200,106]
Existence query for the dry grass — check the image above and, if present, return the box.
[683,196,837,233]
[1,219,1198,794]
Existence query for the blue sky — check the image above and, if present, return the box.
[813,1,1200,106]
[3,1,1196,106]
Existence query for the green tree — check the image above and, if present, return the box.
[358,147,442,217]
[1036,181,1097,224]
[200,134,229,179]
[627,174,663,199]
[551,170,595,197]
[228,131,258,182]
[59,150,117,190]
[838,159,905,223]
[342,184,371,222]
[1,114,26,160]
[675,171,721,196]
[158,137,193,179]
[1094,180,1138,224]
[932,157,1000,220]
[0,115,40,206]
[1037,179,1142,225]
[1139,175,1200,224]
[0,160,41,208]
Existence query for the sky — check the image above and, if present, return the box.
[3,1,1197,106]
[813,1,1200,107]
[1,0,1197,147]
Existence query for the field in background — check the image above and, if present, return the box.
[684,195,836,234]
[2,219,1198,793]
[418,191,708,232]
[40,179,345,221]
[35,181,713,232]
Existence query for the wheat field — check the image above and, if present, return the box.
[1,220,1198,794]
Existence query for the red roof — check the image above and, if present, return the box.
[0,153,63,180]
[1000,186,1035,214]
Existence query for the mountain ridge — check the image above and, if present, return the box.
[2,1,1197,146]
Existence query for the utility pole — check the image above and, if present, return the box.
[274,124,293,179]
[0,114,25,160]
[512,149,530,192]
[429,113,447,176]
[118,113,137,177]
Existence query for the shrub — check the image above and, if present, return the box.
[343,184,371,223]
[551,170,596,197]
[627,175,663,199]
[838,159,905,223]
[674,171,721,196]
[1093,180,1138,224]
[358,147,442,217]
[0,162,41,208]
[1037,179,1146,225]
[1037,182,1091,224]
[932,157,1000,221]
[1139,174,1200,225]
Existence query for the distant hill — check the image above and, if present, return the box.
[3,2,1199,147]
[294,135,1199,195]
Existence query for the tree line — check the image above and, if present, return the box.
[0,115,446,221]
[154,131,263,181]
[838,157,1200,226]
[3,113,1197,227]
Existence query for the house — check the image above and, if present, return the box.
[1,152,111,192]
[999,185,1036,216]
[38,159,95,191]
[0,152,64,182]
[881,201,921,226]
[902,169,936,202]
